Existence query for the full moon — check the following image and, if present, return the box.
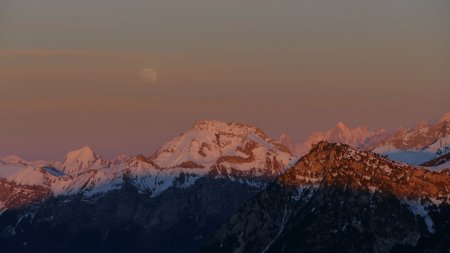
[139,68,158,83]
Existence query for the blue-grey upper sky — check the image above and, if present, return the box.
[0,0,449,160]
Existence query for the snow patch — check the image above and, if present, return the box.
[0,164,46,186]
[403,199,435,233]
[373,145,436,165]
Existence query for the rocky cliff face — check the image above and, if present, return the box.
[0,179,51,212]
[201,142,450,253]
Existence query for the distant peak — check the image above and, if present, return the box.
[111,154,129,165]
[193,120,267,137]
[439,113,450,123]
[61,146,105,175]
[335,122,349,130]
[80,146,94,152]
[62,146,99,164]
[70,146,96,155]
[0,155,27,165]
[279,133,292,142]
[279,133,294,150]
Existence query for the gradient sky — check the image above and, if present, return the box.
[1,0,449,160]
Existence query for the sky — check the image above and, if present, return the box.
[0,0,449,160]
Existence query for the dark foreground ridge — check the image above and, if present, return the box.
[0,176,262,253]
[200,142,450,253]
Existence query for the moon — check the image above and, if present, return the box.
[139,68,158,84]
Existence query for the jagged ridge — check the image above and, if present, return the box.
[0,120,294,212]
[200,141,450,253]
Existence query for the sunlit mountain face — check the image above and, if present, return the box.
[1,0,449,252]
[201,142,450,253]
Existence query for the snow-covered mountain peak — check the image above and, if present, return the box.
[61,146,108,176]
[335,122,349,131]
[152,120,293,176]
[63,146,98,163]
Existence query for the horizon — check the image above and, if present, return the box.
[1,112,448,161]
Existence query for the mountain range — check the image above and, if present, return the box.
[0,114,449,252]
[0,120,295,252]
[279,113,450,167]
